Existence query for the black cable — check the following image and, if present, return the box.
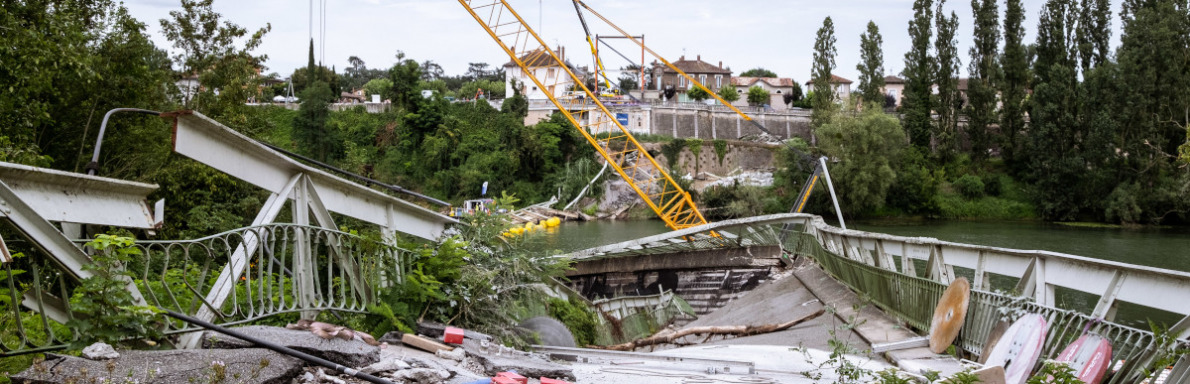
[257,142,451,207]
[164,310,395,384]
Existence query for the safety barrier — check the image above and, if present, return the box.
[0,223,409,356]
[561,213,1190,383]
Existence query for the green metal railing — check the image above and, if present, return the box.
[561,213,1190,383]
[0,223,410,356]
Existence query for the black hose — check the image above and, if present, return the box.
[164,310,395,384]
[257,142,451,207]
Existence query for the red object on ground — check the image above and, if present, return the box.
[540,378,573,384]
[443,326,464,344]
[491,377,519,384]
[496,372,527,384]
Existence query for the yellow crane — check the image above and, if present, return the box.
[456,0,709,231]
[570,0,775,136]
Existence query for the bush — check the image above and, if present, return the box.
[547,297,598,346]
[952,174,985,199]
[983,174,1003,196]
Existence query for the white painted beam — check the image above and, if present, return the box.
[0,162,157,229]
[171,112,456,240]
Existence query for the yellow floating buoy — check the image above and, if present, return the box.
[546,217,561,227]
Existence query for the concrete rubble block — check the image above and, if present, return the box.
[202,325,381,367]
[461,339,575,381]
[436,347,466,361]
[361,357,411,374]
[390,367,451,383]
[12,348,303,384]
[81,342,120,360]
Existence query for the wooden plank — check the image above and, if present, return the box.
[402,333,455,354]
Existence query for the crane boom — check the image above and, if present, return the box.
[456,0,709,231]
[571,0,773,136]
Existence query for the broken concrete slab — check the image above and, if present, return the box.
[203,325,380,367]
[12,348,303,384]
[461,339,575,381]
[81,342,119,360]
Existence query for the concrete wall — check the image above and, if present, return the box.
[648,106,814,141]
[645,140,778,177]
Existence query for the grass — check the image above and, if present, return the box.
[936,173,1039,220]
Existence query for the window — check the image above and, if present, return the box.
[679,76,685,88]
[699,74,707,86]
[715,75,722,88]
[777,90,782,94]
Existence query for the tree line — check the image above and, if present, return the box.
[795,0,1190,224]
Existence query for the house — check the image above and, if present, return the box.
[804,75,852,101]
[503,46,582,100]
[339,89,366,104]
[730,77,796,107]
[882,75,905,107]
[649,55,732,101]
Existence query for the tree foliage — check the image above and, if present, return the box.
[687,86,711,102]
[717,85,740,102]
[999,0,1029,167]
[816,106,907,214]
[902,0,935,149]
[966,0,1001,163]
[160,0,270,113]
[739,68,778,78]
[811,17,838,127]
[746,86,770,107]
[856,21,885,108]
[933,1,961,159]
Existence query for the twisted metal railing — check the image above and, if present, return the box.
[561,213,1190,383]
[0,223,410,356]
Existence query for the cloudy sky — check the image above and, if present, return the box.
[124,0,1125,84]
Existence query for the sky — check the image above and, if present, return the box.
[123,0,1126,86]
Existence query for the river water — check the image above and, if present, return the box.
[538,218,1190,273]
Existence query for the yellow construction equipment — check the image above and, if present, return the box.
[456,0,709,231]
[571,0,775,136]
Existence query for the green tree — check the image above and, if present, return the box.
[999,0,1029,167]
[1024,0,1083,220]
[502,82,529,120]
[746,86,770,107]
[933,2,961,159]
[739,68,778,78]
[292,81,340,162]
[856,21,885,108]
[388,55,422,111]
[363,78,393,99]
[816,105,907,214]
[811,16,838,127]
[966,0,1000,162]
[1076,0,1113,72]
[0,1,174,172]
[160,0,271,115]
[687,86,711,102]
[717,85,740,102]
[902,0,935,149]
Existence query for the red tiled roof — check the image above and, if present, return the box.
[503,47,565,68]
[656,55,731,74]
[884,75,905,84]
[804,74,853,85]
[731,77,795,87]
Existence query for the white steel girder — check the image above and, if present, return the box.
[169,111,457,241]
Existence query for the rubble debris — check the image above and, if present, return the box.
[403,333,456,354]
[203,325,381,367]
[12,348,303,384]
[361,358,411,374]
[80,342,119,360]
[595,309,826,351]
[286,319,381,346]
[704,171,774,188]
[462,339,575,380]
[390,367,451,383]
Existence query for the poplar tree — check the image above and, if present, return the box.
[856,21,885,109]
[811,16,838,128]
[999,0,1028,168]
[933,1,960,158]
[1025,0,1082,220]
[1076,0,1112,72]
[902,0,935,149]
[965,0,1000,162]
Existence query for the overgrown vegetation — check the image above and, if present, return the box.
[69,235,163,348]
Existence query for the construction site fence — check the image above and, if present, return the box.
[0,223,409,356]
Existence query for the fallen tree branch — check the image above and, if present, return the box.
[593,308,827,351]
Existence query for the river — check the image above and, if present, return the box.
[535,217,1190,272]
